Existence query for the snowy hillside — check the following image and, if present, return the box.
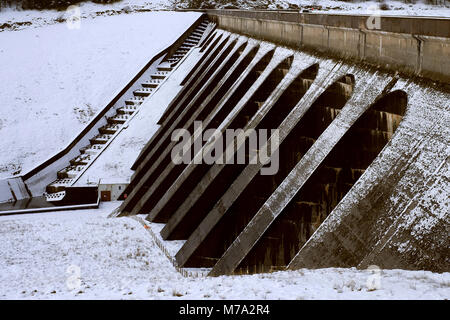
[0,10,199,179]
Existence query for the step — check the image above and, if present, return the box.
[108,114,130,124]
[184,39,197,45]
[117,105,138,114]
[64,166,86,179]
[180,45,193,50]
[150,74,166,80]
[142,80,161,88]
[172,54,184,59]
[134,88,153,97]
[184,38,198,43]
[192,31,203,37]
[152,70,169,77]
[167,58,180,64]
[99,123,121,134]
[90,133,112,145]
[175,48,189,54]
[70,153,92,166]
[125,98,145,106]
[81,144,104,156]
[46,179,74,193]
[157,65,172,72]
[57,166,73,179]
[58,165,85,179]
[188,35,202,41]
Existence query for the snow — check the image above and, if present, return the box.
[0,204,448,299]
[0,10,200,179]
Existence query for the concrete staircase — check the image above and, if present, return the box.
[44,18,213,203]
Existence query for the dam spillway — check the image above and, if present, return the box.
[2,11,448,275]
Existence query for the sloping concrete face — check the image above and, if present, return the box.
[287,80,450,273]
[118,27,449,274]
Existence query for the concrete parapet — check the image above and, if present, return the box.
[209,12,450,83]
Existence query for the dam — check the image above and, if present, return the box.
[1,10,448,275]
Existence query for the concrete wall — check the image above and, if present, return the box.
[206,10,450,37]
[288,78,450,272]
[207,12,450,83]
[0,177,30,203]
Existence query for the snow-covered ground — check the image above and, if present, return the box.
[0,10,200,179]
[0,203,448,300]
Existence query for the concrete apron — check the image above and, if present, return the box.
[203,68,396,275]
[159,51,316,240]
[173,58,353,268]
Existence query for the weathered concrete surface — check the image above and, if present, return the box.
[287,80,449,272]
[206,10,450,38]
[208,12,450,83]
[208,67,396,275]
[175,58,353,268]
